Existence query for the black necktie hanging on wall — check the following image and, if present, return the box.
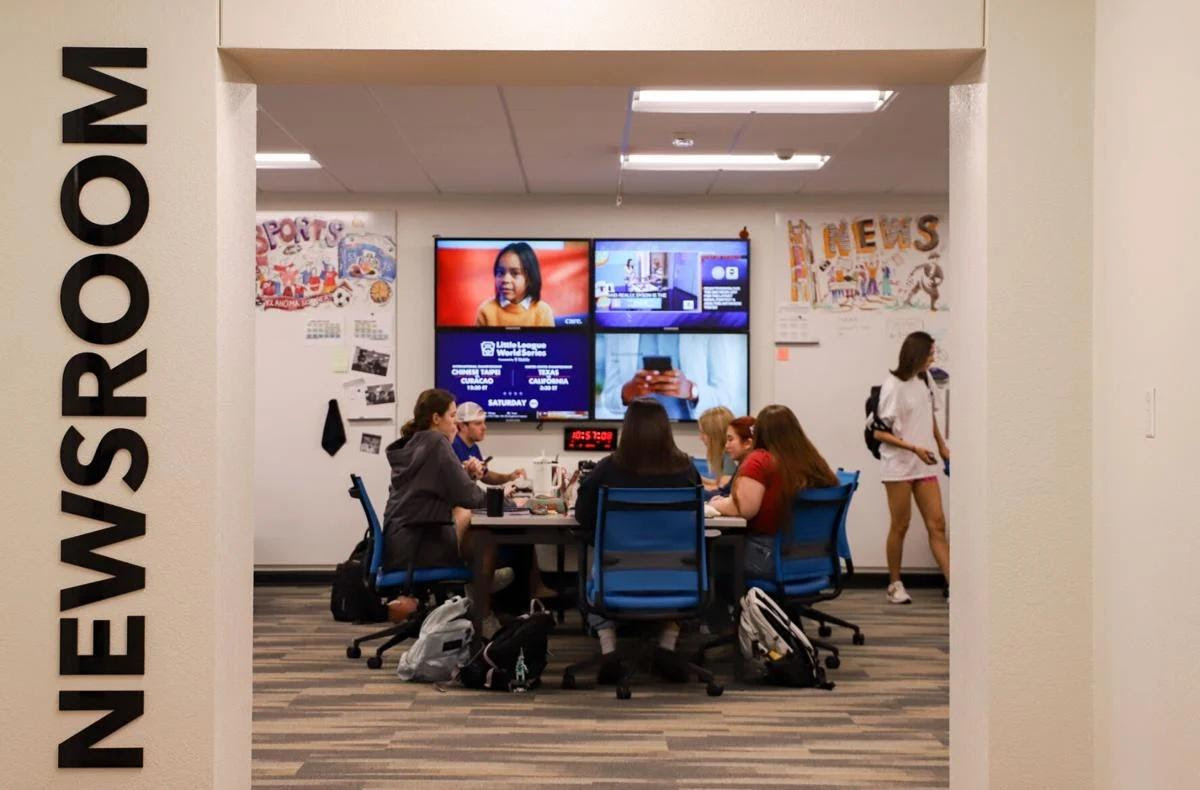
[321,399,347,456]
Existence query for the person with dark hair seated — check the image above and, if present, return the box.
[381,388,512,637]
[574,397,702,684]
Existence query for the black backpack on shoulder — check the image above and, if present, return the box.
[459,601,556,691]
[864,385,887,460]
[330,533,388,624]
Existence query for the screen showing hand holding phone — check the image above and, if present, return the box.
[642,355,672,373]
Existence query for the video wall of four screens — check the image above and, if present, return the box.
[434,238,750,422]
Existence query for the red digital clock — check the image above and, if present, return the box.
[563,427,618,452]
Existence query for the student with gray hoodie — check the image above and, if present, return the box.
[382,388,509,635]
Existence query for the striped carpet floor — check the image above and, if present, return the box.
[254,586,948,788]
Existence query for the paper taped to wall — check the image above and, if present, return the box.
[775,302,819,344]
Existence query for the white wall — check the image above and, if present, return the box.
[0,1,254,786]
[253,211,399,568]
[257,193,948,571]
[1093,1,1200,787]
[221,0,982,52]
[950,0,1096,787]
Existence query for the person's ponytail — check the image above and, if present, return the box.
[404,389,456,439]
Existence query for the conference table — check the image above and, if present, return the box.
[466,510,748,672]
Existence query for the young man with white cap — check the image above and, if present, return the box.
[453,401,558,602]
[451,401,526,485]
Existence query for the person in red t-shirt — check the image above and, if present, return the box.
[710,404,838,578]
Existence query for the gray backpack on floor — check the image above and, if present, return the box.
[738,588,834,690]
[396,595,474,682]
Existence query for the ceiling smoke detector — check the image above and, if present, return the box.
[671,135,695,148]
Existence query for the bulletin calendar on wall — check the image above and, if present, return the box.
[254,211,399,566]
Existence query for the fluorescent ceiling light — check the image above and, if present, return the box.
[632,89,894,114]
[621,153,829,172]
[255,152,321,169]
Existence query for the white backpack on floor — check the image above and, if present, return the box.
[738,587,833,689]
[396,595,474,682]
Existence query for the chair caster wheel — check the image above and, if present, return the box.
[346,645,361,659]
[616,686,632,700]
[562,673,577,690]
[366,656,383,669]
[825,655,841,670]
[852,632,865,646]
[706,684,724,697]
[818,625,832,637]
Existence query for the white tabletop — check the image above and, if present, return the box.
[470,511,746,529]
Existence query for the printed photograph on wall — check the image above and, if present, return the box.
[350,347,390,377]
[785,214,946,313]
[364,383,395,406]
[255,216,397,311]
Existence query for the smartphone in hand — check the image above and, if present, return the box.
[642,355,672,373]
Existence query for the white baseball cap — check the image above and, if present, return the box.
[456,401,486,423]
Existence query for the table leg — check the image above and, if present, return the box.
[468,529,495,647]
[555,543,566,624]
[728,535,746,682]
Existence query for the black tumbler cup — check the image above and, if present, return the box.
[485,486,504,517]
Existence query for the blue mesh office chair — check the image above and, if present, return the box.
[562,486,722,699]
[803,469,865,643]
[745,476,859,669]
[344,474,473,669]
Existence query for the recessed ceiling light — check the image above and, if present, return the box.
[632,89,894,114]
[671,135,695,148]
[621,153,829,172]
[255,152,321,169]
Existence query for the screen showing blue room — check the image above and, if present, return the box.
[593,239,749,329]
[594,332,749,421]
[436,331,591,421]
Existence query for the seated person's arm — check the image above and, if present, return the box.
[481,466,524,486]
[710,476,765,519]
[442,446,486,510]
[463,457,484,480]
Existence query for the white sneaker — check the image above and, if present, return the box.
[481,612,501,640]
[491,567,514,593]
[886,580,913,604]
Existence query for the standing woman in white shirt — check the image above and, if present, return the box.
[873,331,949,604]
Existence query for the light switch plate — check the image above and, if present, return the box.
[1144,388,1156,438]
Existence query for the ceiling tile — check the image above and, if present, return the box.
[258,84,435,193]
[252,84,948,197]
[256,108,299,151]
[503,87,629,193]
[708,170,816,195]
[255,168,348,192]
[620,170,717,195]
[368,86,526,193]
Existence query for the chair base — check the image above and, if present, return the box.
[344,583,465,668]
[796,604,865,644]
[562,639,722,699]
[346,618,422,668]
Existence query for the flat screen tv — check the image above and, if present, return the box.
[436,330,592,422]
[593,238,749,330]
[435,238,591,328]
[593,332,749,421]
